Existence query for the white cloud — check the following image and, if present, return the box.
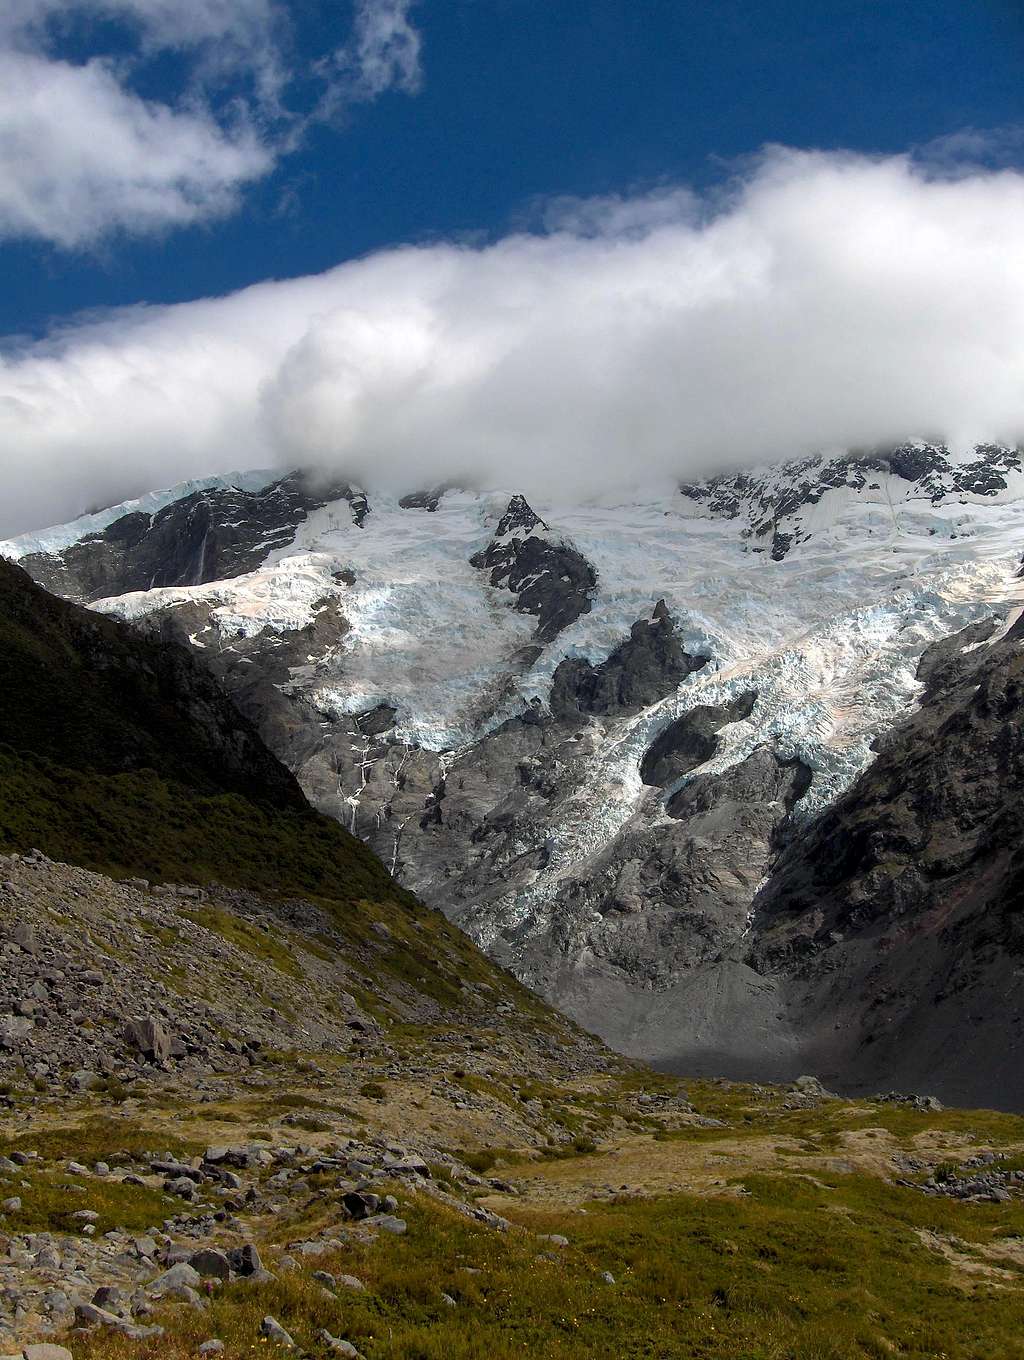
[0,0,424,249]
[0,51,272,248]
[2,146,1024,536]
[332,0,423,103]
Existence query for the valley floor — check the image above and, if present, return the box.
[4,1061,1024,1358]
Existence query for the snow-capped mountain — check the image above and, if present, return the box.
[7,442,1024,1101]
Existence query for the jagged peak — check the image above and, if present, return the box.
[493,494,549,540]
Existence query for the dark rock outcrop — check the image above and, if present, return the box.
[550,602,709,721]
[641,690,756,789]
[19,473,367,603]
[471,496,597,643]
[742,614,1024,1106]
[399,490,443,512]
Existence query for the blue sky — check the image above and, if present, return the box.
[3,0,1023,339]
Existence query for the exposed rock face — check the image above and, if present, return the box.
[739,617,1024,1106]
[641,691,757,790]
[18,473,367,603]
[550,601,709,720]
[399,489,444,512]
[470,495,597,643]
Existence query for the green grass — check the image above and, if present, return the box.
[67,1172,1024,1360]
[681,1079,1024,1148]
[0,1169,173,1236]
[0,746,414,909]
[3,1114,204,1165]
[179,904,302,979]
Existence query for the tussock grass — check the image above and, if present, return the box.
[4,1114,203,1164]
[66,1173,1024,1360]
[1,1169,172,1236]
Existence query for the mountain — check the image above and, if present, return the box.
[6,442,1024,1103]
[3,489,1024,1360]
[0,554,578,1048]
[748,609,1024,1106]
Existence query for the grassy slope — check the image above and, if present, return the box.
[0,556,410,907]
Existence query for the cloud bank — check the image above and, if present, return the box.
[2,145,1024,537]
[0,0,423,248]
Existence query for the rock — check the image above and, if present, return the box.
[163,1283,206,1307]
[10,924,39,955]
[552,604,707,721]
[189,1248,232,1280]
[198,1344,225,1356]
[23,1347,74,1360]
[538,1233,569,1247]
[124,1016,173,1063]
[228,1242,262,1276]
[318,1334,364,1359]
[0,1199,21,1214]
[74,1300,164,1339]
[69,1069,100,1092]
[341,1190,379,1220]
[790,1075,836,1100]
[148,1261,201,1295]
[384,1152,429,1175]
[151,1159,203,1181]
[336,1274,366,1291]
[259,1316,295,1348]
[368,1214,407,1235]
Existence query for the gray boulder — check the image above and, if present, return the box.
[259,1316,295,1348]
[124,1016,173,1063]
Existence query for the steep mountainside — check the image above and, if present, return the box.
[0,556,540,1031]
[6,443,1024,1099]
[0,557,301,807]
[746,612,1024,1106]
